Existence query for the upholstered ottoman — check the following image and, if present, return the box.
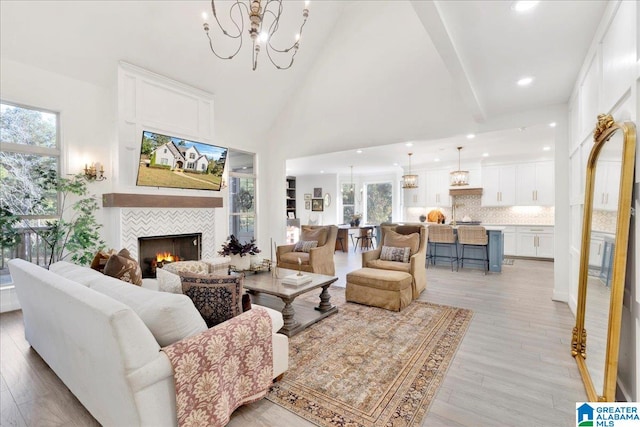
[345,268,413,311]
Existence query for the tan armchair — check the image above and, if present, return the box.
[277,225,338,276]
[361,223,428,298]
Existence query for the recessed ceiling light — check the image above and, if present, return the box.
[242,166,247,169]
[393,162,399,166]
[543,146,551,151]
[512,1,540,13]
[466,133,475,139]
[356,149,363,154]
[517,76,534,86]
[320,170,324,174]
[434,158,440,162]
[549,122,557,127]
[405,142,413,147]
[482,153,489,157]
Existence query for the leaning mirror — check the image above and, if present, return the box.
[572,114,636,401]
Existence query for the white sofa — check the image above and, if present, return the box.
[8,259,289,427]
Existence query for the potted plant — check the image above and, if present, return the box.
[1,168,104,267]
[218,235,260,271]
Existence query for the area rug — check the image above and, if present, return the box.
[266,291,473,426]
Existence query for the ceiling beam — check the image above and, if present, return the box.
[411,0,486,123]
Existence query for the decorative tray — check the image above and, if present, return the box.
[229,259,272,274]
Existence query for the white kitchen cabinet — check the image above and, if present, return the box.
[593,161,621,211]
[516,161,554,206]
[503,226,517,256]
[481,165,516,206]
[425,169,450,207]
[403,171,425,207]
[516,226,554,258]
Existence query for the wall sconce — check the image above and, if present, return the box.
[83,162,106,181]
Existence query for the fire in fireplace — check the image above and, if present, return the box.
[138,233,202,278]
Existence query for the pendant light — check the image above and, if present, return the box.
[402,153,419,189]
[450,146,469,186]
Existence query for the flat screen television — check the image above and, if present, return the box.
[136,131,228,191]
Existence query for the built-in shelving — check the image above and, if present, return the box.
[286,176,296,218]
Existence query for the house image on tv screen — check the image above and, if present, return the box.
[153,142,209,172]
[136,130,228,191]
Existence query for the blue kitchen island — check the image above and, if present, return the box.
[427,225,505,272]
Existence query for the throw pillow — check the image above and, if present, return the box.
[293,240,318,253]
[179,272,244,328]
[384,229,420,256]
[380,245,411,263]
[89,249,117,273]
[103,248,143,286]
[300,226,328,246]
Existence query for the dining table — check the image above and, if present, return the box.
[336,224,376,252]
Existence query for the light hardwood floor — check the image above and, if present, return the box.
[0,252,586,427]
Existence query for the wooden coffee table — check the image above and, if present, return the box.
[241,268,338,337]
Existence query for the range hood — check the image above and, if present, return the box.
[449,187,483,196]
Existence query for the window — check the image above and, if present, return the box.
[228,149,256,244]
[163,148,167,153]
[0,102,60,284]
[161,158,168,165]
[187,162,195,169]
[365,182,392,224]
[189,153,195,159]
[342,183,355,223]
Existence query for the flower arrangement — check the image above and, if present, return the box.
[218,235,261,257]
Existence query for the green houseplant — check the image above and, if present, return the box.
[1,167,105,267]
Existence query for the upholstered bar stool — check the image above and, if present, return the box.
[457,225,489,274]
[427,225,458,271]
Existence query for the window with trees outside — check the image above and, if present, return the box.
[228,149,256,244]
[342,183,355,223]
[0,102,60,285]
[365,182,392,224]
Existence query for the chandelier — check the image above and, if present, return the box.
[402,153,419,189]
[202,0,310,71]
[450,146,469,186]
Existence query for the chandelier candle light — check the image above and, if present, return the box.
[450,146,469,186]
[402,153,418,189]
[202,0,310,71]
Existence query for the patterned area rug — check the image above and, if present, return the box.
[503,258,515,265]
[266,290,473,426]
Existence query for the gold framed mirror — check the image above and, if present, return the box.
[572,114,636,401]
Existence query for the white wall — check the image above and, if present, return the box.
[295,174,339,226]
[567,0,638,401]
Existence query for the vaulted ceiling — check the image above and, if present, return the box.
[0,1,607,173]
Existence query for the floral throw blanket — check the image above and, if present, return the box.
[162,308,274,427]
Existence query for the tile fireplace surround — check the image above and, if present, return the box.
[103,193,222,264]
[117,208,216,262]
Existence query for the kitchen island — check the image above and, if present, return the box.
[427,225,505,272]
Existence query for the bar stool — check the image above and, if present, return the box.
[354,227,374,252]
[457,226,489,274]
[428,225,458,271]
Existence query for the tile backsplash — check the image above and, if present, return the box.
[405,195,555,225]
[591,210,617,234]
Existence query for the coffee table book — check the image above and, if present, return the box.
[282,273,312,285]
